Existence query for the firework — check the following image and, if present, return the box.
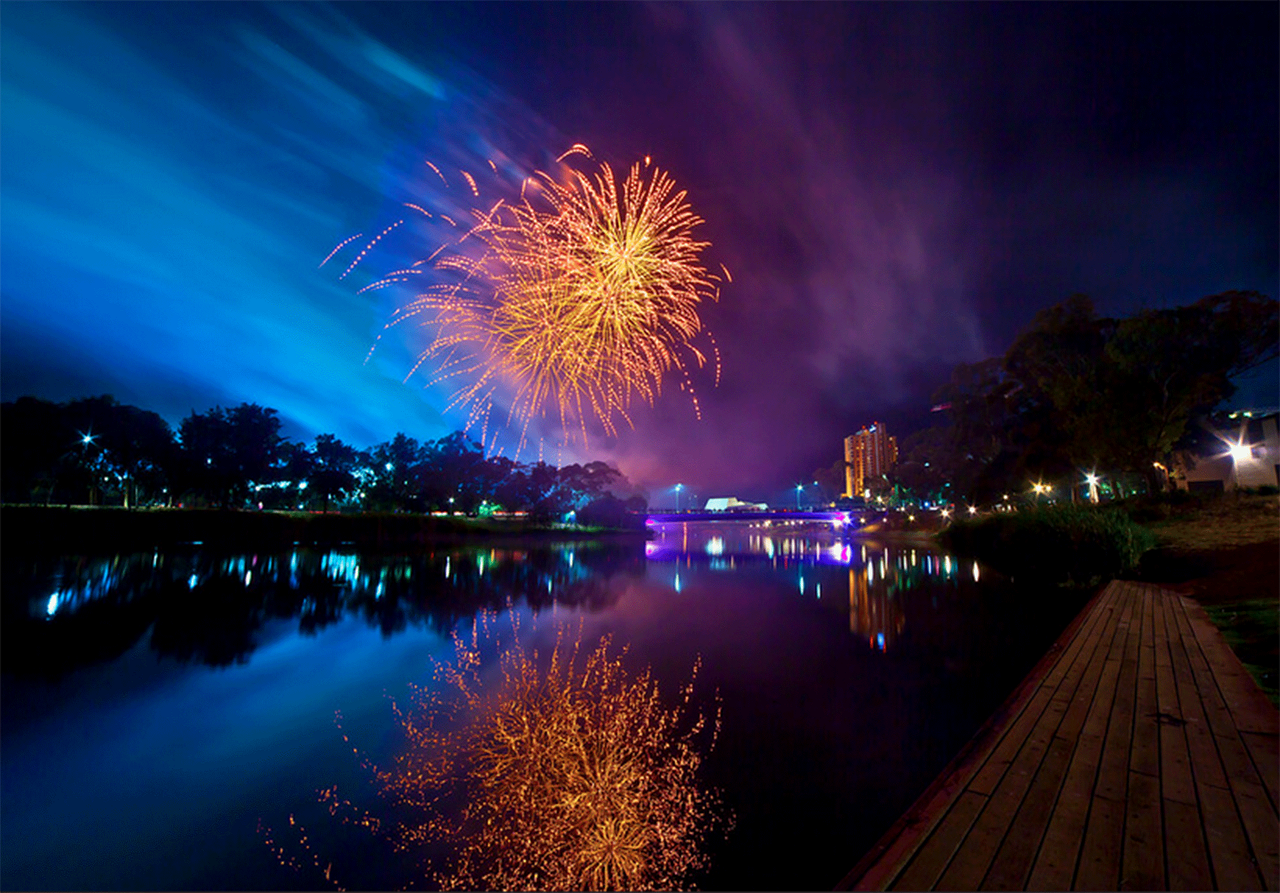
[346,147,726,455]
[265,614,729,891]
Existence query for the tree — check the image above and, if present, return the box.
[178,403,285,507]
[887,427,953,504]
[308,434,359,512]
[2,396,78,504]
[368,433,427,511]
[925,290,1278,500]
[810,459,846,505]
[423,431,486,512]
[558,461,625,508]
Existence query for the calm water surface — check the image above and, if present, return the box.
[1,520,1087,891]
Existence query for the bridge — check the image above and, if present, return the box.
[645,510,858,524]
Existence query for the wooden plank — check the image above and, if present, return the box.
[1131,589,1161,780]
[1166,595,1231,792]
[1031,586,1139,889]
[1152,585,1173,670]
[987,590,1126,891]
[1074,794,1125,891]
[1094,589,1142,804]
[889,791,987,891]
[1164,798,1214,892]
[982,734,1077,890]
[1184,600,1279,736]
[1217,745,1280,892]
[1240,730,1280,814]
[1166,593,1267,892]
[1027,657,1123,891]
[1155,596,1198,807]
[961,588,1129,891]
[1199,780,1266,892]
[966,586,1118,798]
[1120,769,1165,890]
[1163,587,1280,890]
[951,660,1096,889]
[1176,595,1280,888]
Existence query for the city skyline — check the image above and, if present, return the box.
[3,2,1276,501]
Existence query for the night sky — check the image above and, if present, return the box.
[3,2,1276,504]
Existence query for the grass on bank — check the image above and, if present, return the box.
[937,502,1159,588]
[1205,600,1279,706]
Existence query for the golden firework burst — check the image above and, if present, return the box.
[355,146,726,456]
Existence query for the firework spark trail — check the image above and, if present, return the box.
[319,233,364,268]
[354,147,727,456]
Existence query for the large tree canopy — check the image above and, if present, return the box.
[921,290,1278,500]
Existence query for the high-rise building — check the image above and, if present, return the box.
[844,422,898,498]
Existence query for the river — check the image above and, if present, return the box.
[1,519,1087,891]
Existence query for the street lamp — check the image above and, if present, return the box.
[795,484,803,510]
[675,483,683,512]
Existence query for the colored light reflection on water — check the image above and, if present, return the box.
[2,525,1087,892]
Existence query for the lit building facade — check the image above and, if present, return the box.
[843,422,898,498]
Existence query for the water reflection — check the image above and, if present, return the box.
[5,524,979,676]
[2,543,644,676]
[1,523,1088,893]
[643,521,972,654]
[265,616,728,891]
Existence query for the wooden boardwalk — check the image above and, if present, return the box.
[840,580,1279,891]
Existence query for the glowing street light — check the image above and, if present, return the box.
[1226,439,1253,489]
[1084,471,1100,504]
[675,483,683,512]
[795,484,803,510]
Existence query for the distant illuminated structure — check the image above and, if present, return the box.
[843,423,898,498]
[704,496,768,512]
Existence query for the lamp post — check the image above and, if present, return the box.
[675,483,683,512]
[795,484,803,510]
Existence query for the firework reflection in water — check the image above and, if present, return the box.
[342,145,726,456]
[264,612,730,891]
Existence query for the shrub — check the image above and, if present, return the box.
[939,504,1158,587]
[577,495,646,530]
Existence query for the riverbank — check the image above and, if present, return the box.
[1135,492,1279,705]
[0,505,647,553]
